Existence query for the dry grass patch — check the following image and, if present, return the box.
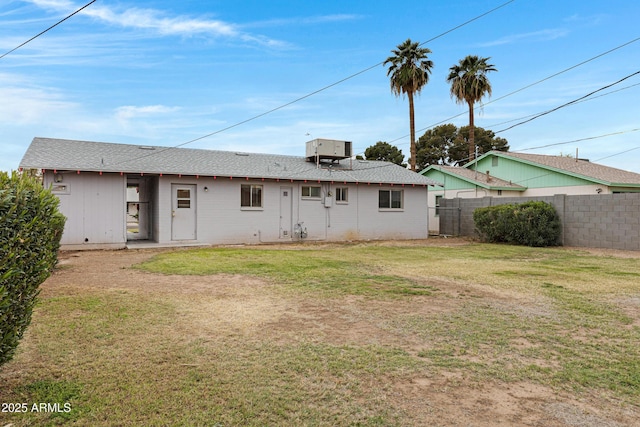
[1,240,639,426]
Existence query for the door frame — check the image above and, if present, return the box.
[171,183,197,240]
[279,186,292,239]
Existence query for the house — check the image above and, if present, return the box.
[421,151,640,234]
[19,137,440,249]
[421,165,526,234]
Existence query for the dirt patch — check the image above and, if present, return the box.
[562,246,640,259]
[32,245,640,426]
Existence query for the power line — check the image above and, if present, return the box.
[507,143,640,186]
[0,0,98,60]
[512,128,640,152]
[107,0,517,169]
[418,0,516,47]
[486,82,640,129]
[372,35,640,153]
[593,145,640,163]
[377,128,640,172]
[494,70,640,133]
[480,36,640,110]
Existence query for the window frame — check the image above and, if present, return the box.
[51,183,70,195]
[378,189,404,210]
[301,185,322,199]
[176,188,192,209]
[335,187,348,203]
[240,184,263,210]
[435,194,443,216]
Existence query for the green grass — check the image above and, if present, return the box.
[2,241,639,426]
[135,246,437,297]
[134,242,640,399]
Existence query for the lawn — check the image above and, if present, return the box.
[1,240,639,426]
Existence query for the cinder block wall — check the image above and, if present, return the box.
[439,193,640,250]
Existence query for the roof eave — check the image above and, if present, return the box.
[469,151,621,185]
[31,166,435,186]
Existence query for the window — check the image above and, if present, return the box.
[435,195,443,216]
[302,186,321,199]
[492,157,499,167]
[241,184,263,208]
[176,189,191,208]
[379,189,403,210]
[335,187,348,203]
[51,184,70,194]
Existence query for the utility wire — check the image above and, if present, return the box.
[0,0,98,60]
[593,145,640,163]
[512,128,640,152]
[105,0,517,168]
[373,35,640,152]
[494,70,640,133]
[507,143,640,186]
[384,127,640,174]
[487,82,640,129]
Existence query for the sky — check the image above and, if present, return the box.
[1,0,640,173]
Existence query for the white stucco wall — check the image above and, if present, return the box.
[46,171,126,249]
[49,172,430,248]
[155,177,429,244]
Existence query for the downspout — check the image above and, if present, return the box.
[425,185,430,237]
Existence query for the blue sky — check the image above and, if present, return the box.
[2,0,639,173]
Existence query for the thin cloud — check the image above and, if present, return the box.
[25,0,289,48]
[0,74,76,125]
[564,14,607,26]
[115,105,181,121]
[478,28,569,47]
[241,14,363,29]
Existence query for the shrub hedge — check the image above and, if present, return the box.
[1,171,66,366]
[473,201,561,247]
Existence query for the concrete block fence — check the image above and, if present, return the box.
[438,193,640,251]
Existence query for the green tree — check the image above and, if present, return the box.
[415,123,461,169]
[447,55,497,162]
[1,171,66,366]
[384,39,434,171]
[364,141,406,167]
[415,124,509,170]
[457,126,509,160]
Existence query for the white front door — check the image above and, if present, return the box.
[279,187,292,239]
[171,184,196,240]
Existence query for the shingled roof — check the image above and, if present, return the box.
[473,151,640,186]
[20,137,440,186]
[424,165,526,190]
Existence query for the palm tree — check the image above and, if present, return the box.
[384,39,433,171]
[447,55,497,162]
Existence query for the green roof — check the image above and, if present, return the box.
[468,151,640,187]
[421,165,526,191]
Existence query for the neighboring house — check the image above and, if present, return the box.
[421,151,640,234]
[19,137,440,249]
[421,165,525,234]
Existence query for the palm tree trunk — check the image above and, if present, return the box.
[408,91,416,171]
[468,100,475,162]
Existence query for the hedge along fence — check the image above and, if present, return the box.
[473,201,562,247]
[1,171,66,366]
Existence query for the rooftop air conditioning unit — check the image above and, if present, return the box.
[306,139,352,162]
